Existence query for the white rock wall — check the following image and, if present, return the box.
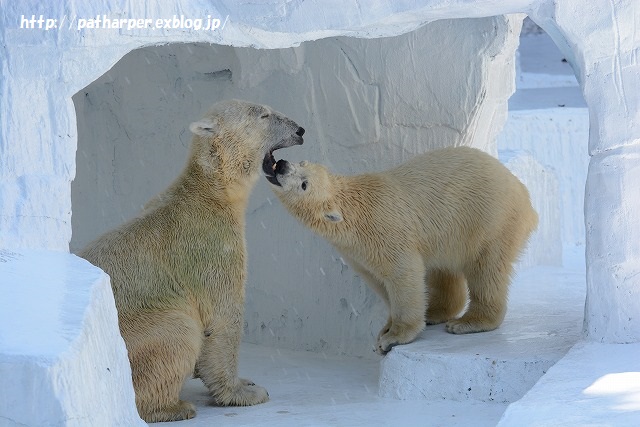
[530,0,640,343]
[69,15,522,357]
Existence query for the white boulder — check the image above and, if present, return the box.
[0,250,144,427]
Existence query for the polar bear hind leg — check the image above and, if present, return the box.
[426,269,468,325]
[447,246,513,334]
[122,310,202,422]
[196,316,269,407]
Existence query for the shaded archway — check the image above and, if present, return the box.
[70,16,521,358]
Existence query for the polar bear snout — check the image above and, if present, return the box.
[263,159,292,187]
[261,119,303,185]
[273,120,304,150]
[274,159,291,175]
[264,159,292,187]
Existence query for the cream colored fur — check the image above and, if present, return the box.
[81,99,303,422]
[268,147,538,355]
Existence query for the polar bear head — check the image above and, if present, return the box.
[189,99,304,184]
[266,159,344,228]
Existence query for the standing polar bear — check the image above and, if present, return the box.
[81,100,304,422]
[266,146,537,354]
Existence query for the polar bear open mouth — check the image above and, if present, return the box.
[263,151,278,177]
[262,128,304,185]
[263,146,298,186]
[263,154,285,186]
[264,159,291,186]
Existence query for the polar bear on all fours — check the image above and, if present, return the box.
[265,146,538,355]
[81,99,305,422]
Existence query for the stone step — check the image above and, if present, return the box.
[378,249,586,404]
[508,87,586,111]
[497,341,640,426]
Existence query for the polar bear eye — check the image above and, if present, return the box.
[260,113,270,119]
[301,180,308,191]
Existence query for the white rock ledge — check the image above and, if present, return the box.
[379,255,586,404]
[497,341,640,427]
[0,250,144,427]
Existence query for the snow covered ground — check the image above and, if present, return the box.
[165,345,507,427]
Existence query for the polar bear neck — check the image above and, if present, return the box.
[149,155,255,218]
[302,173,382,247]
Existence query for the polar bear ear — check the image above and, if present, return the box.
[324,211,343,222]
[189,119,218,137]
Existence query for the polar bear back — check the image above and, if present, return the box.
[335,146,537,270]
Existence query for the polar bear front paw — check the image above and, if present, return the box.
[376,318,392,341]
[376,332,400,355]
[141,400,196,423]
[376,323,423,355]
[240,378,257,387]
[234,380,269,406]
[445,316,500,334]
[213,379,269,406]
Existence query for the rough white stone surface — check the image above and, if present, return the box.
[584,148,640,343]
[530,0,640,343]
[498,341,640,426]
[378,248,586,403]
[0,250,144,427]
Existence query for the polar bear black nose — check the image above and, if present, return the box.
[296,127,305,137]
